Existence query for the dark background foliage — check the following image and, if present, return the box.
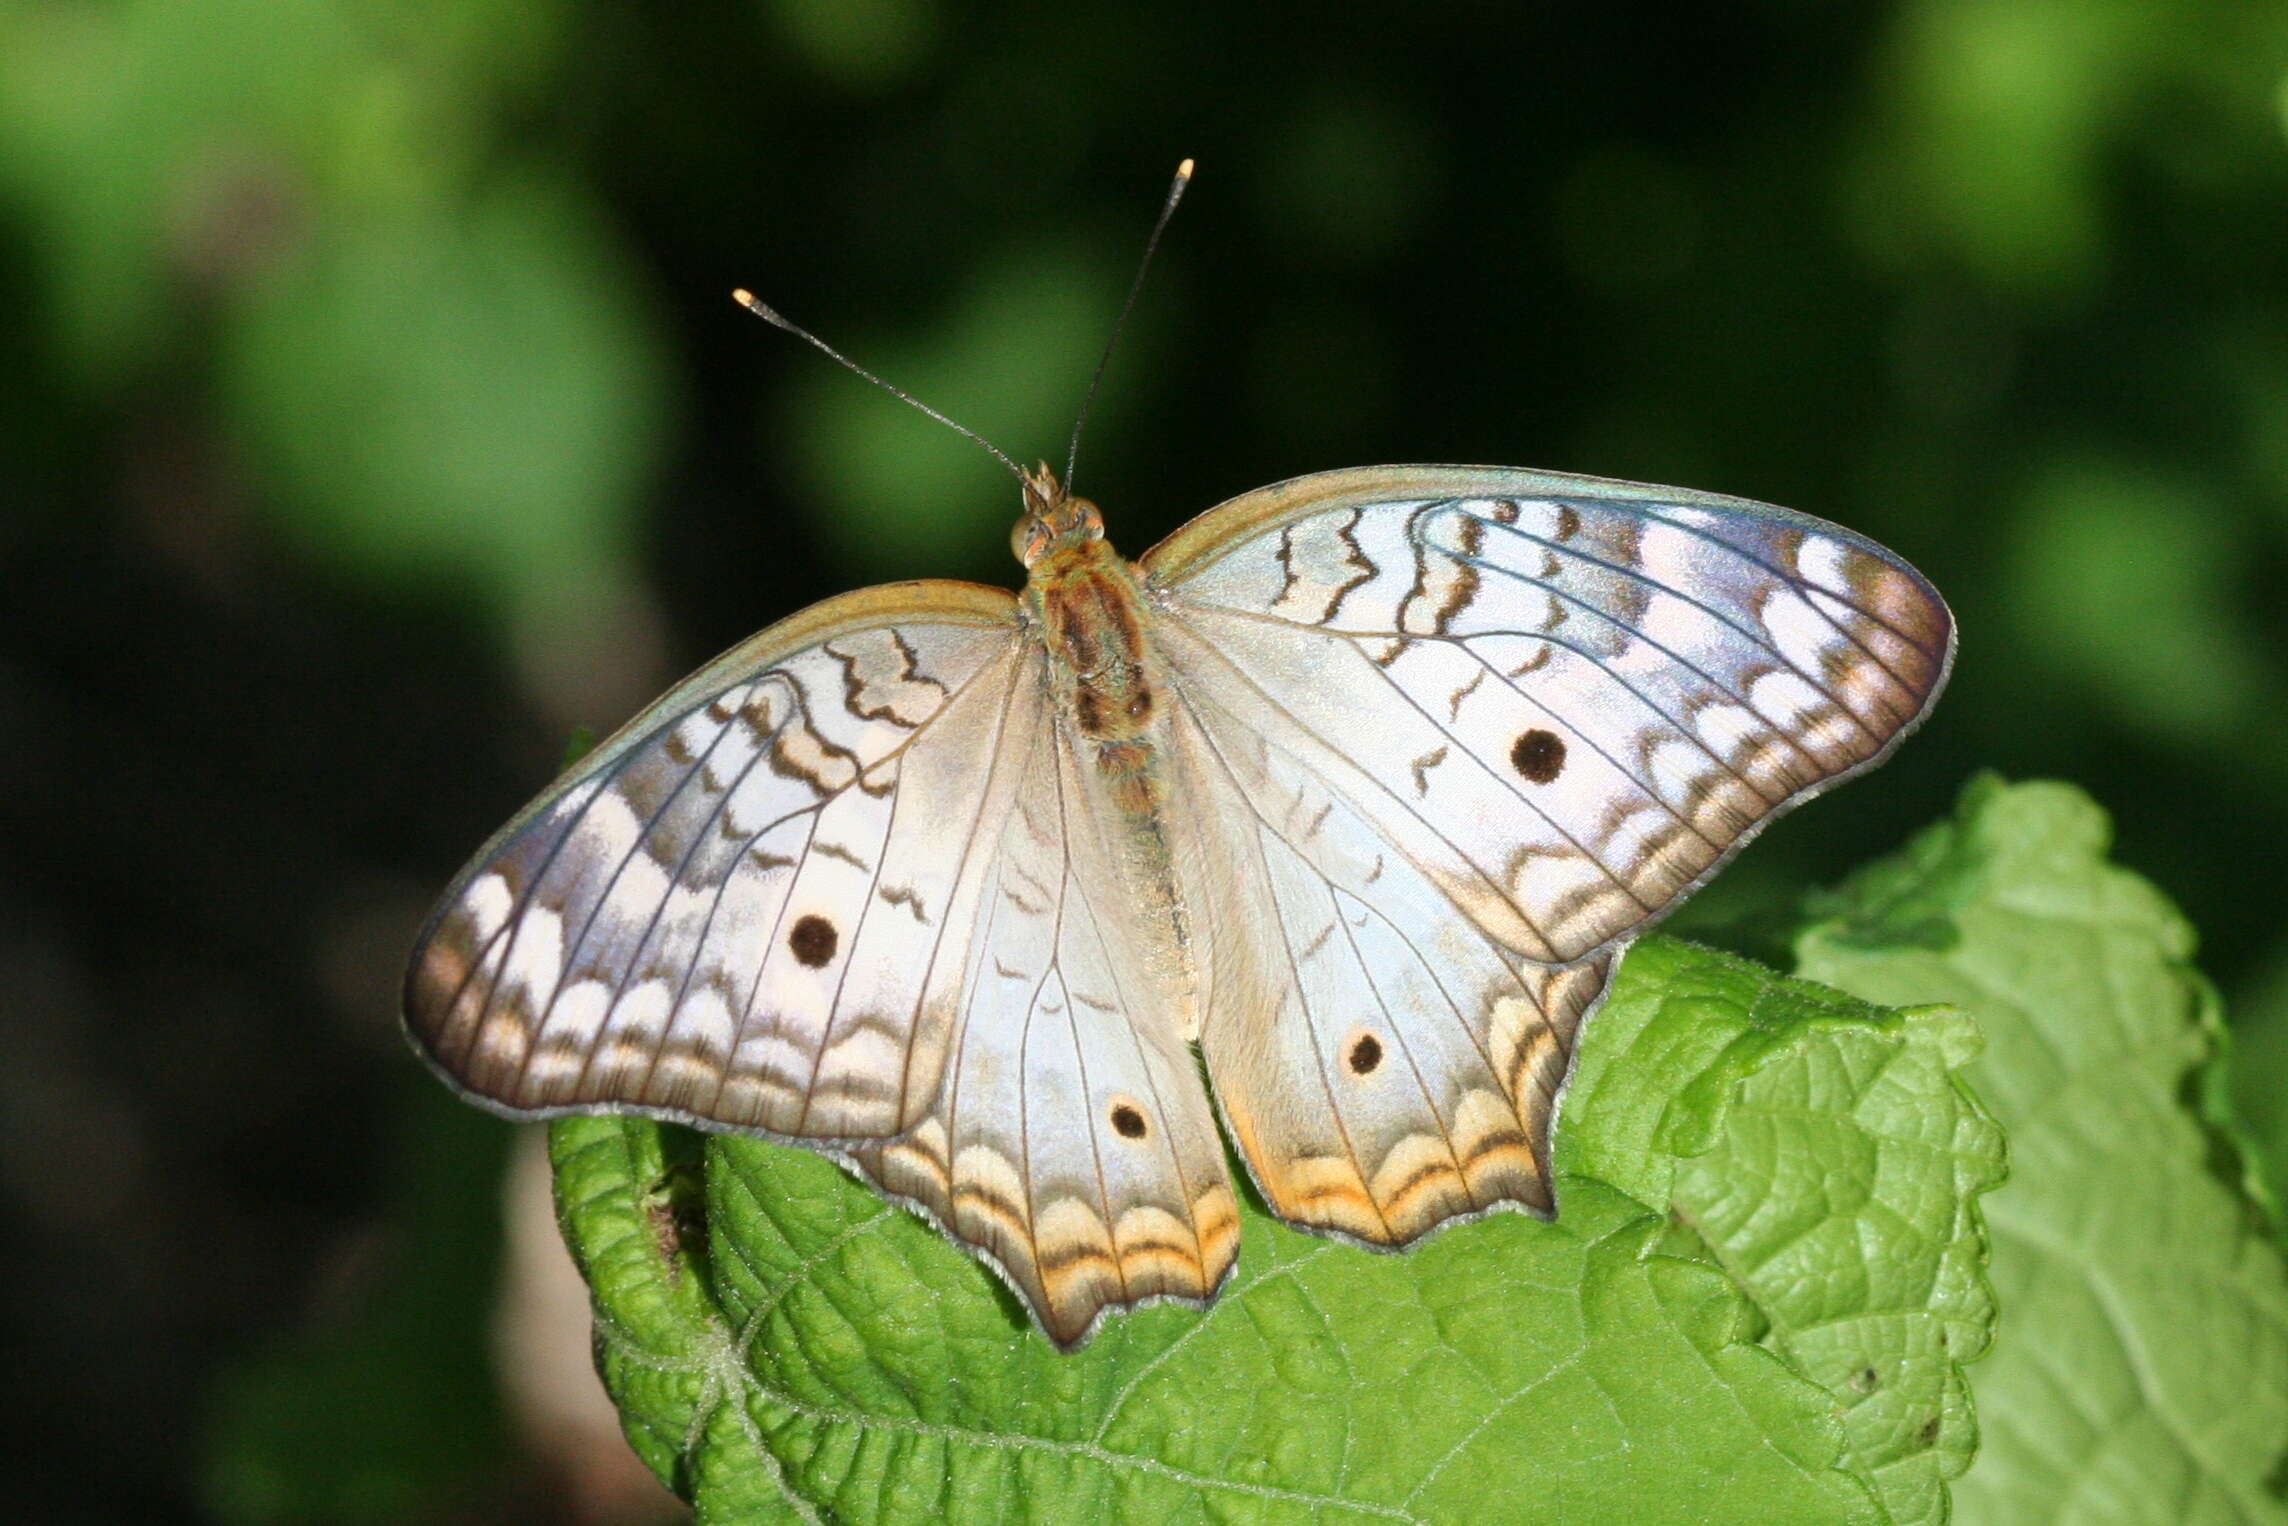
[4,2,2284,1520]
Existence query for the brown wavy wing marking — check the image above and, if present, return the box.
[403,586,1034,1142]
[1147,470,1952,966]
[849,710,1238,1348]
[1161,679,1613,1243]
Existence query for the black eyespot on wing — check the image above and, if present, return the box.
[1110,1104,1147,1139]
[1347,1034,1383,1075]
[788,914,838,967]
[1511,729,1567,784]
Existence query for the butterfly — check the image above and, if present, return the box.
[404,448,1952,1349]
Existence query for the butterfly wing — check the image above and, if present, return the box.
[404,581,1034,1141]
[1142,465,1951,1241]
[1162,686,1614,1242]
[405,578,1237,1345]
[848,693,1239,1347]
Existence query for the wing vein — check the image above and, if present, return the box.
[703,653,1008,1128]
[1340,626,1727,867]
[1562,494,1946,659]
[1170,699,1399,1237]
[1259,816,1395,1240]
[1053,750,1128,1306]
[628,689,822,1102]
[1459,507,1912,729]
[1330,885,1475,1207]
[1066,796,1211,1281]
[1450,539,1885,749]
[1202,597,1829,781]
[435,736,660,1072]
[1180,694,1523,1104]
[554,681,798,1091]
[1165,615,1640,930]
[886,651,1034,1127]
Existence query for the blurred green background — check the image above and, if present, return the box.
[4,1,2286,1521]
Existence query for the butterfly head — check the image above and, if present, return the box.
[1012,462,1105,569]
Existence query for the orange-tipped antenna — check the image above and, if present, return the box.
[731,289,1028,488]
[1063,157,1194,495]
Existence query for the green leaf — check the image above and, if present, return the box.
[551,935,1999,1523]
[1795,776,2288,1524]
[1565,941,2002,1526]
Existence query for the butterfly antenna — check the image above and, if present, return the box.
[1063,157,1194,495]
[731,289,1029,489]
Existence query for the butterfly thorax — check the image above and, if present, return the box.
[1013,468,1162,761]
[1027,541,1157,741]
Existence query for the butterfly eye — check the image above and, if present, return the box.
[1011,515,1044,566]
[1510,729,1567,784]
[787,914,839,968]
[1109,1102,1149,1139]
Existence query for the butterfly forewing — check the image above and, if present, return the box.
[1143,466,1953,965]
[404,583,1031,1141]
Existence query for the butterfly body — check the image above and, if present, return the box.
[1021,485,1207,1041]
[408,462,1952,1347]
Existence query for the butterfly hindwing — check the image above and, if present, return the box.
[403,583,1033,1141]
[1165,686,1612,1242]
[850,698,1239,1347]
